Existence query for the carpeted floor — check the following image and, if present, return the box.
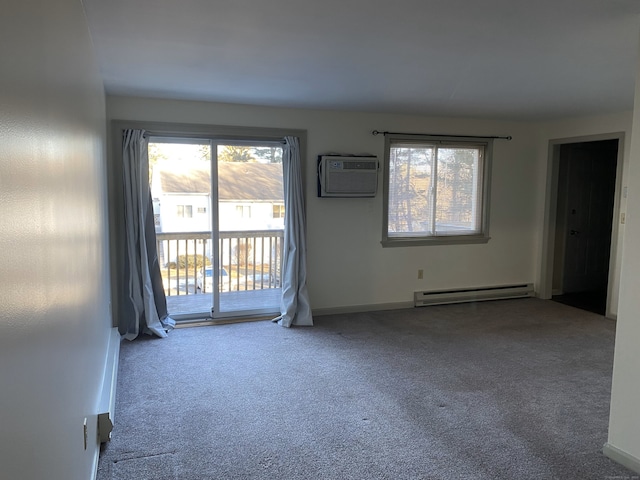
[97,298,635,480]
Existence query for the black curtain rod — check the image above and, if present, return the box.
[371,130,512,141]
[139,132,287,145]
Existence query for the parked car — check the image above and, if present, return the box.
[246,272,280,289]
[197,267,230,292]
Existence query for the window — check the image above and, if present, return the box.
[236,205,252,218]
[272,204,285,219]
[177,205,193,218]
[383,135,492,246]
[197,207,207,214]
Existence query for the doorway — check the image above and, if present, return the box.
[149,137,284,321]
[550,139,619,315]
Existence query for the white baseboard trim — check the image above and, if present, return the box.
[313,301,414,317]
[92,327,121,480]
[98,327,121,442]
[603,442,640,474]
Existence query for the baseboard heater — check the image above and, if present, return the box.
[98,327,120,443]
[414,283,534,307]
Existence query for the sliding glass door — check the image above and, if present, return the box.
[213,142,284,317]
[149,137,284,321]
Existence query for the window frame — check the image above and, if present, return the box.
[176,204,193,218]
[272,203,285,219]
[235,204,252,218]
[382,134,493,247]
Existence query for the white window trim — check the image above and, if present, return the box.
[382,134,493,247]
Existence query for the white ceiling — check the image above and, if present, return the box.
[83,0,640,121]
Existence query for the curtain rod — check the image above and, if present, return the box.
[141,132,286,145]
[371,130,512,141]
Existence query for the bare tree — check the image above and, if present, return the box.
[218,146,255,162]
[234,240,253,267]
[253,146,283,163]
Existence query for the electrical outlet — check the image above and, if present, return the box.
[418,269,424,280]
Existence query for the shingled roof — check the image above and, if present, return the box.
[156,162,284,201]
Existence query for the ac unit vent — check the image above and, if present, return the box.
[342,161,377,170]
[318,155,378,197]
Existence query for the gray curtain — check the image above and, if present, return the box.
[121,129,175,339]
[276,136,313,327]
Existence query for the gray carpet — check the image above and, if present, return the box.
[97,298,635,479]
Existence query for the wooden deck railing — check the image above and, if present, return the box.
[156,230,284,296]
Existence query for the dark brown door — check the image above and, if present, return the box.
[560,140,617,293]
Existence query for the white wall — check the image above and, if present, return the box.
[108,97,540,311]
[218,202,284,231]
[0,1,111,479]
[160,194,212,232]
[534,111,633,317]
[606,30,640,470]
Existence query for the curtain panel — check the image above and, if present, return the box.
[277,136,313,327]
[121,129,175,339]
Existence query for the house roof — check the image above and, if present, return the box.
[83,0,640,121]
[157,162,284,202]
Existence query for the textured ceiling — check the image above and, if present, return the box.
[83,0,640,120]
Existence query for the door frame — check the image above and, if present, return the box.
[539,132,625,318]
[210,138,287,319]
[109,120,306,324]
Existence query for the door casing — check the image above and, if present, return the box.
[540,132,625,318]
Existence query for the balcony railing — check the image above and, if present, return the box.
[156,230,284,297]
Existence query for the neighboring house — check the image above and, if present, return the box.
[151,160,285,269]
[151,160,285,233]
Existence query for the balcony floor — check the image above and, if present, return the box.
[166,288,282,320]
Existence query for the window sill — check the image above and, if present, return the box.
[381,235,491,247]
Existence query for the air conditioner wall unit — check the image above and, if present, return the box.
[318,155,378,197]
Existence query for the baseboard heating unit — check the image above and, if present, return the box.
[414,284,534,307]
